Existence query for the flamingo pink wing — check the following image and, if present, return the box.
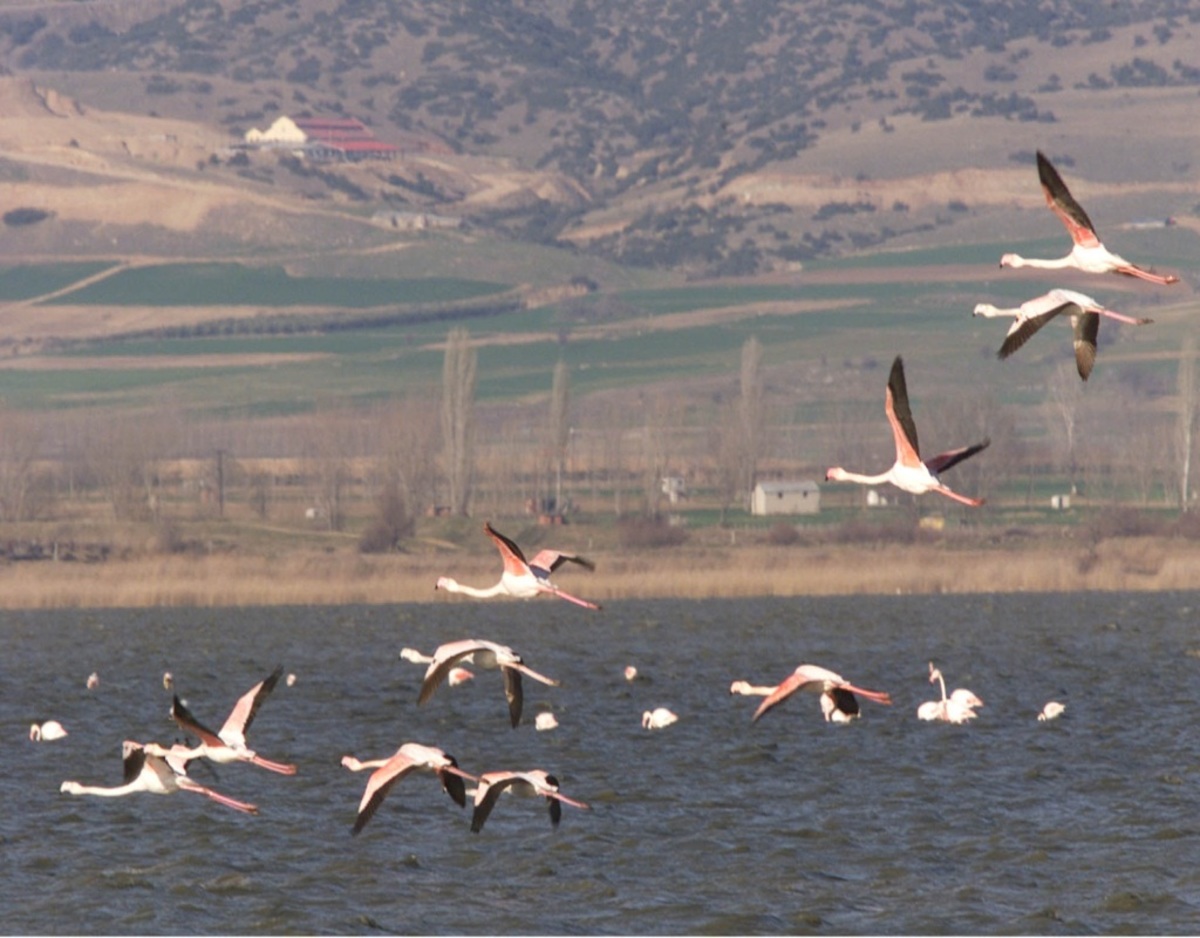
[484,522,531,576]
[1036,151,1101,248]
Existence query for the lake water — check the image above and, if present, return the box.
[4,593,1200,935]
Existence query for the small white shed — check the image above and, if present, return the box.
[752,480,821,516]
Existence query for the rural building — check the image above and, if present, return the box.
[751,480,821,516]
[241,116,447,162]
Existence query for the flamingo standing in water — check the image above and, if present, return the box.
[469,769,590,833]
[417,639,561,728]
[30,721,68,741]
[60,740,258,814]
[918,663,983,723]
[1038,701,1066,722]
[435,522,601,610]
[341,743,478,835]
[974,288,1153,381]
[750,664,892,723]
[825,356,990,507]
[1000,151,1180,285]
[168,666,296,775]
[641,707,678,729]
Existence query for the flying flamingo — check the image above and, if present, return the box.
[341,742,478,835]
[401,647,475,685]
[729,680,775,697]
[641,707,678,729]
[435,522,601,610]
[30,721,68,741]
[60,740,258,814]
[469,769,590,833]
[918,663,982,723]
[825,356,990,507]
[974,288,1153,380]
[168,666,297,775]
[417,638,560,728]
[750,664,892,723]
[1000,151,1180,285]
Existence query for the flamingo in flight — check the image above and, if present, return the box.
[417,638,560,728]
[974,288,1153,381]
[917,663,983,723]
[435,522,601,610]
[341,743,478,835]
[1000,151,1180,285]
[825,356,990,507]
[169,666,296,775]
[60,740,258,814]
[469,770,590,833]
[750,664,892,723]
[732,678,861,723]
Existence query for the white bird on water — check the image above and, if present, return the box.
[1038,701,1066,722]
[30,721,68,742]
[641,707,678,729]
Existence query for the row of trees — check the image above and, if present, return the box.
[0,329,1196,541]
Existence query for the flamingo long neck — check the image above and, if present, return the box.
[64,780,145,798]
[831,468,895,486]
[442,579,508,599]
[936,671,948,704]
[1004,253,1071,270]
[973,304,1017,319]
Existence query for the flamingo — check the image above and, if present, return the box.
[417,638,560,728]
[623,665,639,682]
[534,712,559,731]
[86,672,100,690]
[974,288,1153,381]
[168,666,297,775]
[750,664,892,723]
[30,721,68,741]
[825,356,990,507]
[469,770,590,833]
[435,522,601,610]
[401,647,475,685]
[918,663,982,724]
[341,743,478,835]
[1000,151,1180,285]
[1038,701,1066,722]
[641,707,678,729]
[729,680,775,696]
[60,740,258,814]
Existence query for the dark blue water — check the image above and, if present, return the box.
[4,594,1199,935]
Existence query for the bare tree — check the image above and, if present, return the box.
[85,407,182,521]
[549,359,570,513]
[440,327,477,516]
[738,335,764,504]
[1178,337,1197,512]
[1046,362,1084,493]
[0,407,47,522]
[303,405,365,532]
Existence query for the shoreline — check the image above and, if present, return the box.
[0,537,1195,609]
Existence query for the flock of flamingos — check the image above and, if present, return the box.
[35,150,1176,832]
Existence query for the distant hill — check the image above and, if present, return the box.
[0,0,1198,278]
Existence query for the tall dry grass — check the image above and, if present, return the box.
[0,537,1195,609]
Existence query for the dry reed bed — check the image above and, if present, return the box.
[0,538,1194,609]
